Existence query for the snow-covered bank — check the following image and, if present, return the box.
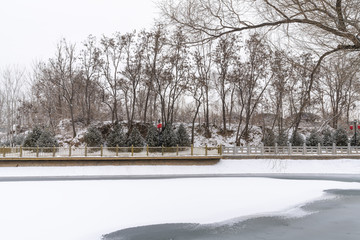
[0,177,359,240]
[0,159,360,177]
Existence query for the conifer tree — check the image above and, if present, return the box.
[334,128,348,146]
[23,126,44,147]
[306,131,322,146]
[145,125,159,147]
[161,124,178,147]
[176,124,190,147]
[107,123,126,147]
[84,127,104,147]
[37,130,59,147]
[322,129,333,146]
[126,127,145,147]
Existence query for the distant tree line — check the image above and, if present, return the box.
[263,127,358,146]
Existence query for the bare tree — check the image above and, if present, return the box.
[99,33,125,123]
[192,41,214,138]
[122,32,146,130]
[143,25,168,124]
[79,35,102,126]
[161,0,360,134]
[0,66,25,144]
[213,34,239,133]
[49,39,80,138]
[316,53,360,128]
[150,27,190,126]
[268,50,294,132]
[233,34,272,143]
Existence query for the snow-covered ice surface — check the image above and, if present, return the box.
[0,159,360,177]
[1,159,360,240]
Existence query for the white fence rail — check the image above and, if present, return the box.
[0,145,221,158]
[222,143,360,156]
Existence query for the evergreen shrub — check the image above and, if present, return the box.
[107,123,126,149]
[161,124,178,150]
[176,124,190,147]
[334,128,348,146]
[306,131,322,146]
[322,129,334,146]
[84,127,104,148]
[126,127,145,152]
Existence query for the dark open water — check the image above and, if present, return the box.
[102,186,360,240]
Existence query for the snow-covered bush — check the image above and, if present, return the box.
[176,124,190,147]
[145,125,159,147]
[37,130,59,148]
[334,128,348,146]
[322,129,334,146]
[23,126,45,147]
[107,123,126,147]
[84,127,104,147]
[306,131,322,146]
[126,127,145,152]
[23,126,58,149]
[126,127,145,151]
[161,124,178,147]
[13,134,25,146]
[263,128,275,146]
[290,132,304,146]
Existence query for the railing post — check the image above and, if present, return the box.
[191,144,193,156]
[162,145,164,156]
[53,146,56,157]
[176,144,179,156]
[131,145,134,156]
[275,143,278,155]
[3,146,5,157]
[234,145,237,155]
[69,145,71,157]
[318,143,321,155]
[247,144,250,155]
[332,143,336,155]
[147,145,149,156]
[261,143,264,155]
[289,143,292,155]
[36,146,39,158]
[303,143,306,155]
[19,146,22,158]
[85,144,88,157]
[116,145,118,157]
[101,145,103,157]
[205,144,208,156]
[348,143,351,155]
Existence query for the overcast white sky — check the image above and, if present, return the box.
[0,0,158,68]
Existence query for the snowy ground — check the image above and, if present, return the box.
[1,159,360,240]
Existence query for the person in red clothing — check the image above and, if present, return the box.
[157,120,162,131]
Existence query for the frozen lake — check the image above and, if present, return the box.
[103,189,360,240]
[0,176,359,240]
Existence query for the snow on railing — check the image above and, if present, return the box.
[222,143,360,155]
[0,145,222,158]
